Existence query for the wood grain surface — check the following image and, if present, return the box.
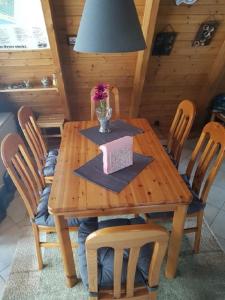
[48,118,192,216]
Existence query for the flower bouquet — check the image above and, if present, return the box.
[92,83,112,133]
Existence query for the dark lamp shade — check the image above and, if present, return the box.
[74,0,146,53]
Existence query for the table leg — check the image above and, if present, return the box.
[54,215,78,287]
[165,204,187,279]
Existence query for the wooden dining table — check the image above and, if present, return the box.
[48,118,192,287]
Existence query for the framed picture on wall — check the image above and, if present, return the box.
[67,35,77,46]
[0,0,49,51]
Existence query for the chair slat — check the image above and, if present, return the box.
[113,249,123,299]
[192,140,218,194]
[26,122,45,166]
[186,131,206,179]
[18,106,48,176]
[14,153,40,204]
[30,117,47,158]
[126,247,140,298]
[170,113,187,158]
[18,144,44,192]
[11,156,38,212]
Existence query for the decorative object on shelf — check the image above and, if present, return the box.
[175,0,198,5]
[74,0,146,53]
[192,21,219,47]
[23,80,30,88]
[67,35,77,46]
[99,136,133,174]
[6,82,27,89]
[41,77,49,87]
[92,83,112,133]
[152,24,177,56]
[52,74,57,86]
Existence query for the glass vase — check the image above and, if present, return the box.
[96,106,112,133]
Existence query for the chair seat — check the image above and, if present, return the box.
[35,186,80,227]
[43,149,58,177]
[147,174,206,219]
[78,217,153,289]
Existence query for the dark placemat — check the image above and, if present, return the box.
[80,119,144,145]
[74,153,153,193]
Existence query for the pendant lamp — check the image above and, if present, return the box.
[74,0,146,53]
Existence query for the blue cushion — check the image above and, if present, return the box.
[147,174,206,219]
[42,149,58,177]
[45,156,57,167]
[43,165,55,177]
[43,156,57,177]
[48,149,59,157]
[78,217,153,289]
[35,186,84,227]
[163,145,177,166]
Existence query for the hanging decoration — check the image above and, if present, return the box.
[192,21,219,47]
[175,0,198,5]
[152,24,177,56]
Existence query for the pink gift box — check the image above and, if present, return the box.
[99,136,133,174]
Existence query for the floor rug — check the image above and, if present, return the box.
[3,220,225,300]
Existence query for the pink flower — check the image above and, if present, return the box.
[92,83,109,102]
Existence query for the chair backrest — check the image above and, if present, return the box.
[90,85,120,120]
[186,121,225,204]
[1,133,45,219]
[86,223,168,299]
[18,106,47,172]
[167,100,196,167]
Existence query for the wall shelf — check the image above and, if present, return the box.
[0,86,58,93]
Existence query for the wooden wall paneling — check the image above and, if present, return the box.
[1,0,225,131]
[41,0,71,120]
[53,0,146,120]
[197,38,225,124]
[139,0,225,135]
[129,0,160,117]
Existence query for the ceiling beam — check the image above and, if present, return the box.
[41,0,71,120]
[129,0,160,117]
[197,39,225,124]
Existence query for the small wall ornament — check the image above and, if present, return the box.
[192,21,219,47]
[152,25,177,56]
[175,0,198,5]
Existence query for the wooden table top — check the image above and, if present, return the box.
[48,119,192,216]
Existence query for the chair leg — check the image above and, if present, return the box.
[32,224,43,270]
[150,291,157,300]
[194,211,204,254]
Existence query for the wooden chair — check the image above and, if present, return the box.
[17,106,56,184]
[166,100,196,167]
[147,122,225,254]
[90,85,120,120]
[1,133,78,270]
[86,223,169,300]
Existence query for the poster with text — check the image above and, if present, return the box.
[0,0,50,51]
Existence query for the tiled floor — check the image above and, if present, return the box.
[0,193,29,298]
[0,138,225,298]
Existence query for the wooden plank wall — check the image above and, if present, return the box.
[53,0,146,120]
[0,50,63,114]
[140,0,225,133]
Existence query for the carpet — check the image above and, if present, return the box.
[2,220,225,300]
